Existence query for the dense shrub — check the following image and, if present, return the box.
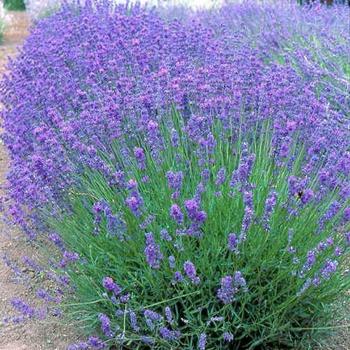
[0,1,349,349]
[200,2,350,114]
[53,112,350,349]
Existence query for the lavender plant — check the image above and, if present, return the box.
[44,111,349,349]
[0,1,349,349]
[1,1,349,235]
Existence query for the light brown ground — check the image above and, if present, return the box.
[0,11,78,350]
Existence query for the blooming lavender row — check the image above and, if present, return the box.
[1,1,349,349]
[1,1,349,235]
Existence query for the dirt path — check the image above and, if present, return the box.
[0,11,77,350]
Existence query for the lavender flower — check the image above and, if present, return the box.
[344,207,350,222]
[231,154,256,188]
[184,260,200,285]
[299,250,317,277]
[102,277,121,296]
[160,229,172,241]
[240,206,254,241]
[184,199,207,224]
[59,251,79,268]
[173,271,184,284]
[48,233,65,250]
[134,147,146,170]
[98,313,113,338]
[198,333,207,350]
[165,306,174,325]
[125,192,143,216]
[223,332,234,342]
[320,259,338,280]
[170,204,184,225]
[129,310,140,332]
[11,298,35,318]
[144,310,163,331]
[166,171,184,192]
[184,199,200,220]
[217,272,247,304]
[300,188,314,205]
[92,200,106,235]
[168,255,176,269]
[217,276,235,304]
[144,233,163,269]
[319,201,341,231]
[345,232,350,246]
[87,336,105,349]
[215,167,226,186]
[171,129,180,148]
[140,336,155,346]
[263,190,277,229]
[105,211,126,240]
[159,327,181,341]
[228,233,238,252]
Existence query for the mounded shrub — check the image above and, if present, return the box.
[0,1,349,349]
[53,112,350,349]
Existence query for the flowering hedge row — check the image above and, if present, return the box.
[1,1,349,349]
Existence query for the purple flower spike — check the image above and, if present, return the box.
[198,333,207,350]
[184,260,200,285]
[160,327,181,341]
[217,276,235,304]
[184,198,207,224]
[173,271,184,284]
[98,313,113,338]
[344,207,350,222]
[165,306,174,325]
[144,309,163,331]
[215,167,226,186]
[228,233,238,252]
[217,271,247,304]
[170,204,184,224]
[144,233,163,269]
[320,259,338,280]
[134,147,146,170]
[102,277,122,296]
[166,171,184,192]
[301,189,314,204]
[345,232,350,246]
[125,192,143,216]
[11,298,35,318]
[223,332,234,342]
[184,199,199,220]
[129,310,140,332]
[88,336,105,349]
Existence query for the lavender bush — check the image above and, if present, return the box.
[51,112,350,349]
[0,1,349,349]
